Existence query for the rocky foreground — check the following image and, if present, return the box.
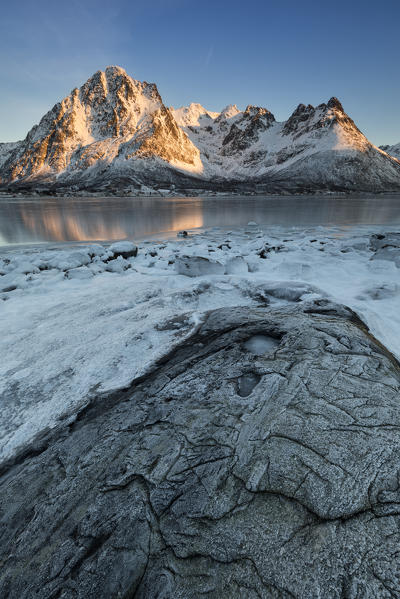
[1,301,400,598]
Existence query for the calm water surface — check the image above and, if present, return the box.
[1,195,400,247]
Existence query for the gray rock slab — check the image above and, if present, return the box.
[1,301,400,598]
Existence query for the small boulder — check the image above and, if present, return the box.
[0,273,26,292]
[175,255,225,277]
[105,257,131,273]
[13,261,39,275]
[109,241,138,259]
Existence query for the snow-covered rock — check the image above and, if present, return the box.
[109,241,138,259]
[175,255,225,277]
[105,256,131,273]
[12,261,39,275]
[87,244,108,258]
[369,232,400,267]
[3,303,400,597]
[0,272,25,293]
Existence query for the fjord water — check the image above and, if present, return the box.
[1,195,400,246]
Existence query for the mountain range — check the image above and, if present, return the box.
[1,66,399,195]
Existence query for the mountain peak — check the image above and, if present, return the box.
[326,97,344,112]
[244,105,275,121]
[282,103,315,136]
[172,103,219,127]
[293,103,315,114]
[218,104,240,120]
[103,65,129,80]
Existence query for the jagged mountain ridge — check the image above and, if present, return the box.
[1,66,400,193]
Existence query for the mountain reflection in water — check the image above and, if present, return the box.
[1,195,400,246]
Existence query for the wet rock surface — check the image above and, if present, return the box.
[1,302,400,598]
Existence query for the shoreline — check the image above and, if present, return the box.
[1,224,400,465]
[2,189,400,200]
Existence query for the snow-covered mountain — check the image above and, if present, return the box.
[172,98,400,192]
[0,67,201,191]
[1,66,400,194]
[379,143,400,161]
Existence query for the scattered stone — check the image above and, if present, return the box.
[369,232,400,252]
[258,243,285,258]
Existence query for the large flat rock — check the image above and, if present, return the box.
[1,301,400,598]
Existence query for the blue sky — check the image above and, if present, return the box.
[1,0,399,145]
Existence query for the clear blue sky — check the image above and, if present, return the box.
[1,0,399,145]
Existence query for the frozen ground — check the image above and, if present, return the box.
[1,224,399,464]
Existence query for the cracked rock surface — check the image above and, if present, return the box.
[1,302,400,598]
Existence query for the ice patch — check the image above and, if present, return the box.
[244,335,280,355]
[237,373,261,397]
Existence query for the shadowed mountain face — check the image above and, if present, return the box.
[1,66,400,193]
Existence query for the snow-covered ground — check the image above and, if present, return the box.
[1,224,399,464]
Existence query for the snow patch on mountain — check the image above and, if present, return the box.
[380,143,400,161]
[172,103,220,127]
